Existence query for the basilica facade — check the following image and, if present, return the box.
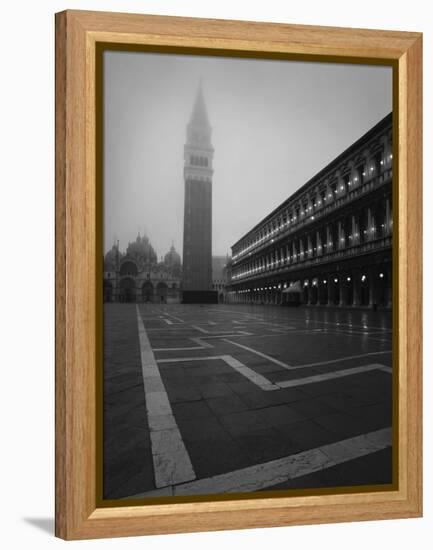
[227,113,393,309]
[103,234,182,303]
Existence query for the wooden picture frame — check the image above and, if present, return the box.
[55,9,422,540]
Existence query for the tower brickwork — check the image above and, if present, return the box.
[182,83,214,292]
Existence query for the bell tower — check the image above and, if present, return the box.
[182,82,215,299]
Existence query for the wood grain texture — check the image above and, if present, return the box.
[402,35,423,516]
[55,9,423,540]
[54,10,67,539]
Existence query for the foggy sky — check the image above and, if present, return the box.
[104,51,392,258]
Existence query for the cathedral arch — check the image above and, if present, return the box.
[142,281,154,303]
[119,260,138,277]
[119,277,136,303]
[156,282,168,303]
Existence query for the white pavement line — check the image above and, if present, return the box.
[162,312,184,323]
[152,337,214,352]
[192,325,215,334]
[163,319,173,325]
[136,305,196,488]
[221,355,279,391]
[192,325,252,336]
[233,329,323,339]
[222,339,293,370]
[157,354,278,391]
[127,427,391,497]
[191,324,233,334]
[152,346,204,351]
[378,366,393,373]
[157,355,228,363]
[223,340,391,371]
[294,350,392,369]
[201,332,253,338]
[191,337,214,349]
[211,309,265,319]
[276,363,391,389]
[258,321,296,330]
[321,330,392,344]
[147,328,197,332]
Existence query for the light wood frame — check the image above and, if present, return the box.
[55,9,422,540]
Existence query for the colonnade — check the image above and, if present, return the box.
[232,198,392,282]
[228,264,391,309]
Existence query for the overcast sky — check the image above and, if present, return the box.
[104,51,392,258]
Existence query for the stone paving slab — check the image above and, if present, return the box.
[103,303,393,498]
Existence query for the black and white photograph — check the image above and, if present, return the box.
[102,51,393,500]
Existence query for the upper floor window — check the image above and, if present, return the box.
[331,181,338,196]
[374,150,384,172]
[357,163,366,184]
[343,174,350,191]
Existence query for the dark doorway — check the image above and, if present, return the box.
[119,277,136,303]
[142,281,154,303]
[361,277,370,306]
[103,280,113,302]
[156,282,168,303]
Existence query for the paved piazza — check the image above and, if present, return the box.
[103,303,393,499]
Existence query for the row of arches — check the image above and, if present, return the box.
[103,279,179,303]
[229,266,391,309]
[189,155,209,167]
[233,198,392,281]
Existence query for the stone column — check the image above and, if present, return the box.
[333,276,341,306]
[326,275,335,306]
[325,181,333,204]
[336,171,345,198]
[352,270,361,307]
[307,236,313,258]
[320,278,329,306]
[338,221,345,249]
[385,198,392,236]
[316,231,321,256]
[340,276,348,306]
[386,266,392,308]
[367,208,374,241]
[368,267,377,308]
[304,280,313,306]
[352,215,359,245]
[326,225,333,252]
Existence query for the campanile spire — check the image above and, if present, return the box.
[182,82,214,297]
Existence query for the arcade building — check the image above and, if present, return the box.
[227,113,393,309]
[103,234,182,303]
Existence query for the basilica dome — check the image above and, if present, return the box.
[163,244,182,276]
[104,244,123,271]
[126,233,157,266]
[164,244,181,267]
